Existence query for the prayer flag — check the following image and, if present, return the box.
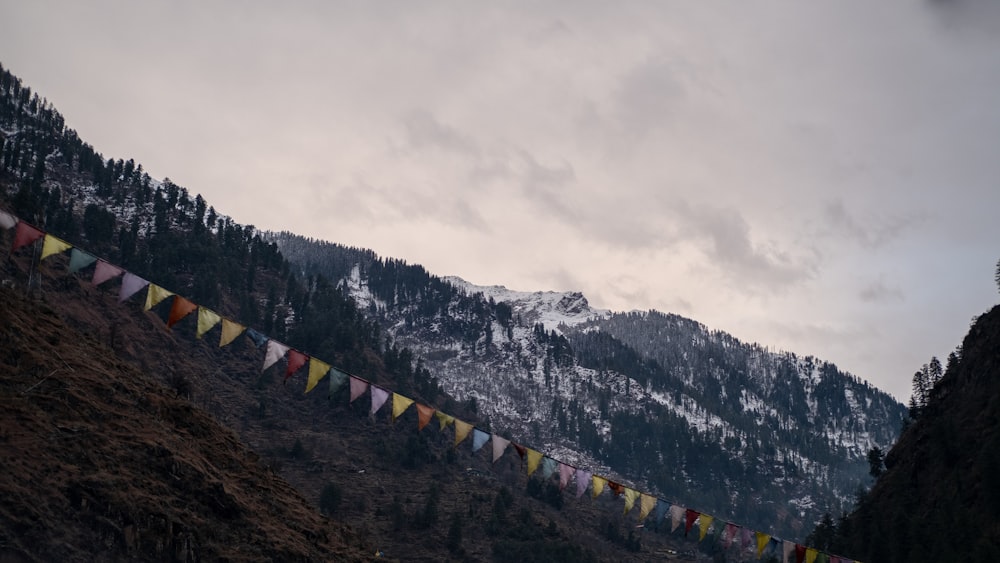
[805,548,819,563]
[575,469,592,498]
[91,260,123,286]
[328,367,348,398]
[145,284,174,310]
[638,493,656,521]
[416,404,435,430]
[196,307,221,338]
[471,428,489,452]
[526,448,543,476]
[305,358,330,393]
[245,328,267,348]
[558,463,575,490]
[167,296,197,328]
[783,541,795,563]
[699,514,714,541]
[219,318,245,347]
[540,457,557,480]
[756,532,771,559]
[68,249,97,273]
[262,340,290,371]
[623,488,639,515]
[40,235,71,260]
[370,386,390,416]
[669,505,685,532]
[491,434,510,462]
[435,411,454,430]
[685,509,699,536]
[454,419,473,447]
[284,350,308,382]
[118,272,149,303]
[592,475,607,499]
[12,222,43,252]
[0,209,16,230]
[392,393,415,422]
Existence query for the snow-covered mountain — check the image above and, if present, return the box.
[270,232,907,537]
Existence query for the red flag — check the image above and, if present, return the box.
[284,349,308,382]
[512,443,527,459]
[685,509,700,536]
[416,403,435,430]
[12,222,44,252]
[608,481,624,496]
[795,544,806,563]
[167,296,197,328]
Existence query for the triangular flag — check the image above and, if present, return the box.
[471,428,489,453]
[796,544,807,563]
[623,488,639,515]
[767,538,782,558]
[512,443,527,460]
[756,532,771,559]
[196,307,221,338]
[638,493,657,521]
[698,514,714,541]
[262,340,290,371]
[245,328,267,348]
[591,475,607,499]
[540,457,558,480]
[328,368,348,399]
[219,318,246,347]
[724,523,739,549]
[305,358,331,393]
[805,547,819,563]
[669,505,685,532]
[118,273,149,304]
[558,463,575,490]
[526,448,543,476]
[653,499,670,525]
[453,419,473,447]
[370,386,389,416]
[144,284,174,310]
[68,248,97,273]
[40,234,72,260]
[12,222,44,252]
[575,469,592,498]
[0,209,17,230]
[284,350,308,382]
[91,260,123,286]
[684,509,699,536]
[392,393,415,422]
[167,296,197,328]
[417,404,435,431]
[607,481,624,497]
[491,434,510,462]
[435,411,454,430]
[741,527,753,550]
[783,541,796,563]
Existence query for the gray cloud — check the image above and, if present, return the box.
[822,200,921,249]
[401,110,480,156]
[859,279,904,303]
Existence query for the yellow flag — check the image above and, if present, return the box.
[144,284,174,311]
[435,411,454,430]
[219,318,245,347]
[526,448,543,476]
[638,493,656,521]
[40,235,72,260]
[392,393,414,422]
[623,488,639,515]
[305,358,330,393]
[196,308,222,338]
[756,532,770,559]
[805,548,818,563]
[698,514,714,541]
[592,475,607,498]
[454,419,473,447]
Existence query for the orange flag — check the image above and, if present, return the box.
[167,296,197,328]
[12,222,44,252]
[416,404,435,430]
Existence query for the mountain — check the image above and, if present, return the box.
[0,285,371,562]
[271,233,907,538]
[809,304,1000,562]
[1,58,905,559]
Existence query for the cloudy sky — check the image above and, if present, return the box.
[3,0,999,400]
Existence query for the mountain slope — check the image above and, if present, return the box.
[824,304,1000,562]
[0,286,370,562]
[271,232,907,539]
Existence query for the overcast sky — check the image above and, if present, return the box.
[3,0,999,401]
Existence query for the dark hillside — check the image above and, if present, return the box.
[821,305,1000,561]
[0,286,371,562]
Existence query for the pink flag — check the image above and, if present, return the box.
[724,523,738,549]
[349,376,369,403]
[558,463,576,491]
[91,260,124,286]
[0,209,17,230]
[118,272,149,303]
[370,385,390,415]
[491,435,510,463]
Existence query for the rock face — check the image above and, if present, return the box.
[832,305,1000,562]
[0,287,370,562]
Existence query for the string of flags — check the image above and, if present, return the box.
[0,208,862,563]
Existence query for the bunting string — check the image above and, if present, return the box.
[0,210,862,563]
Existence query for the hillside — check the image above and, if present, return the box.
[271,231,906,538]
[0,286,370,562]
[814,304,1000,562]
